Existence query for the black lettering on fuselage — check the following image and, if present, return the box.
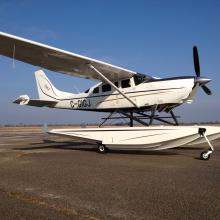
[70,101,74,108]
[70,99,91,109]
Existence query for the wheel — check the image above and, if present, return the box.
[200,151,210,160]
[97,144,108,153]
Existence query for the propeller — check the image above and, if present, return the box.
[193,46,200,77]
[201,85,212,95]
[193,46,212,95]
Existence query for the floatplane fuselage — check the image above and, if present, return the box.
[16,70,203,113]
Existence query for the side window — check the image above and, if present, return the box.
[121,79,130,88]
[84,89,89,93]
[93,87,99,94]
[102,84,111,92]
[114,82,119,87]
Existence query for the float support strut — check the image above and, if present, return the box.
[149,105,157,125]
[99,112,114,127]
[130,112,133,127]
[170,110,179,125]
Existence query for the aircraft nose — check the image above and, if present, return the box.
[195,77,211,85]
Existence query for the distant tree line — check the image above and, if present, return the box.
[1,121,220,127]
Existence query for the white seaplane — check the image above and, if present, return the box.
[0,31,219,160]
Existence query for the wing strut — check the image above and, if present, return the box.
[88,64,139,108]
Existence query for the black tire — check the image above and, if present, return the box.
[200,151,210,160]
[97,144,108,153]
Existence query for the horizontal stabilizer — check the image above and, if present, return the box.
[13,95,57,107]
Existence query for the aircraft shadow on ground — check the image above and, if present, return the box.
[13,139,97,152]
[176,146,204,150]
[12,139,180,156]
[108,149,178,156]
[13,139,212,157]
[194,157,205,160]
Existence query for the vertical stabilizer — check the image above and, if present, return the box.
[35,70,73,100]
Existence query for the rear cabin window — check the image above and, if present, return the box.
[114,82,119,87]
[102,84,111,92]
[93,87,99,94]
[121,79,130,88]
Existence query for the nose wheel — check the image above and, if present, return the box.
[198,128,214,160]
[200,150,212,160]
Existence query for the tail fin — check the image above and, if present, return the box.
[35,70,72,100]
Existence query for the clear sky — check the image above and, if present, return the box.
[0,0,220,125]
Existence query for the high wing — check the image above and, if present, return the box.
[0,32,138,81]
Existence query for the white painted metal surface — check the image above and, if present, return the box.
[14,70,195,111]
[48,126,220,150]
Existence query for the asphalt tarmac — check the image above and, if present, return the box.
[0,126,220,220]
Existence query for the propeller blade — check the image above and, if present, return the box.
[193,46,200,77]
[202,85,212,95]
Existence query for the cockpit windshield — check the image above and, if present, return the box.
[143,75,154,82]
[134,73,153,85]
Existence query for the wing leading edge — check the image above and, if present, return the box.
[0,32,138,81]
